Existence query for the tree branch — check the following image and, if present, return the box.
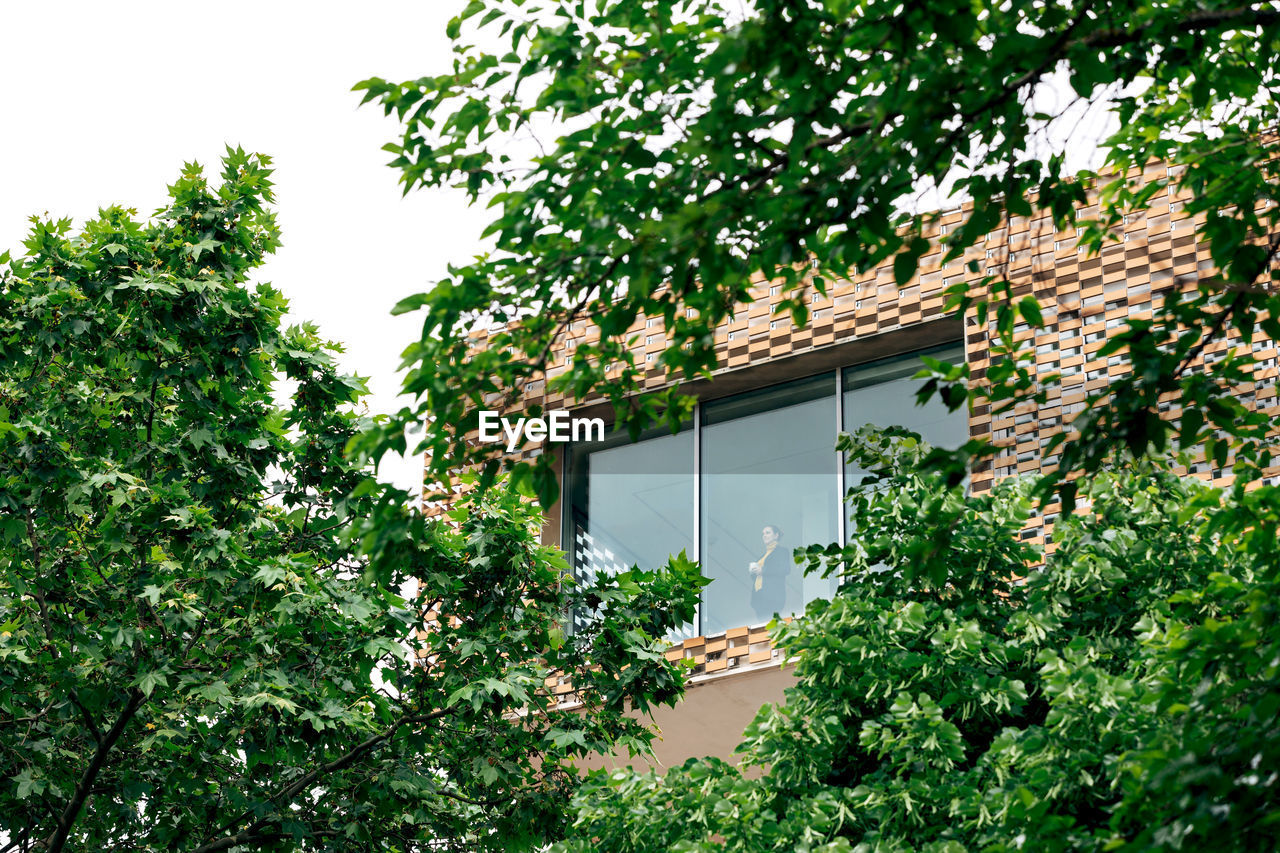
[25,512,55,651]
[43,688,145,853]
[66,691,102,745]
[1080,6,1280,51]
[194,706,457,853]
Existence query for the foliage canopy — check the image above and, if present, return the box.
[357,0,1280,509]
[0,151,703,852]
[351,4,1280,846]
[552,434,1280,852]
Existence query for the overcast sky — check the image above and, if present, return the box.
[0,1,483,493]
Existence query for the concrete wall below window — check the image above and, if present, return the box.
[578,661,795,773]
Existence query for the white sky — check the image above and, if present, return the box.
[0,1,484,494]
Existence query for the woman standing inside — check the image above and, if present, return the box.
[748,524,788,623]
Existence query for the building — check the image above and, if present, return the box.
[457,160,1280,770]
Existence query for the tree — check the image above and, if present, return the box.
[0,150,703,852]
[356,0,1280,509]
[548,431,1280,851]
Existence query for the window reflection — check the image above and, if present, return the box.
[842,343,969,488]
[566,423,695,636]
[701,374,839,634]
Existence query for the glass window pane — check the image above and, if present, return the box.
[567,424,695,636]
[842,342,968,486]
[701,374,838,635]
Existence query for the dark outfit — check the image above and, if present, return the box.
[749,541,790,621]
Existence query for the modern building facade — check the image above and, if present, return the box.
[460,160,1280,768]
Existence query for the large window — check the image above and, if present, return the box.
[566,423,695,635]
[701,374,838,636]
[564,343,967,638]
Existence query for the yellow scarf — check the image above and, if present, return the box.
[753,541,778,591]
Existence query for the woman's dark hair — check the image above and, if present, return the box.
[765,524,783,539]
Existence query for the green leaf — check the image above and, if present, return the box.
[136,670,167,698]
[1019,295,1044,328]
